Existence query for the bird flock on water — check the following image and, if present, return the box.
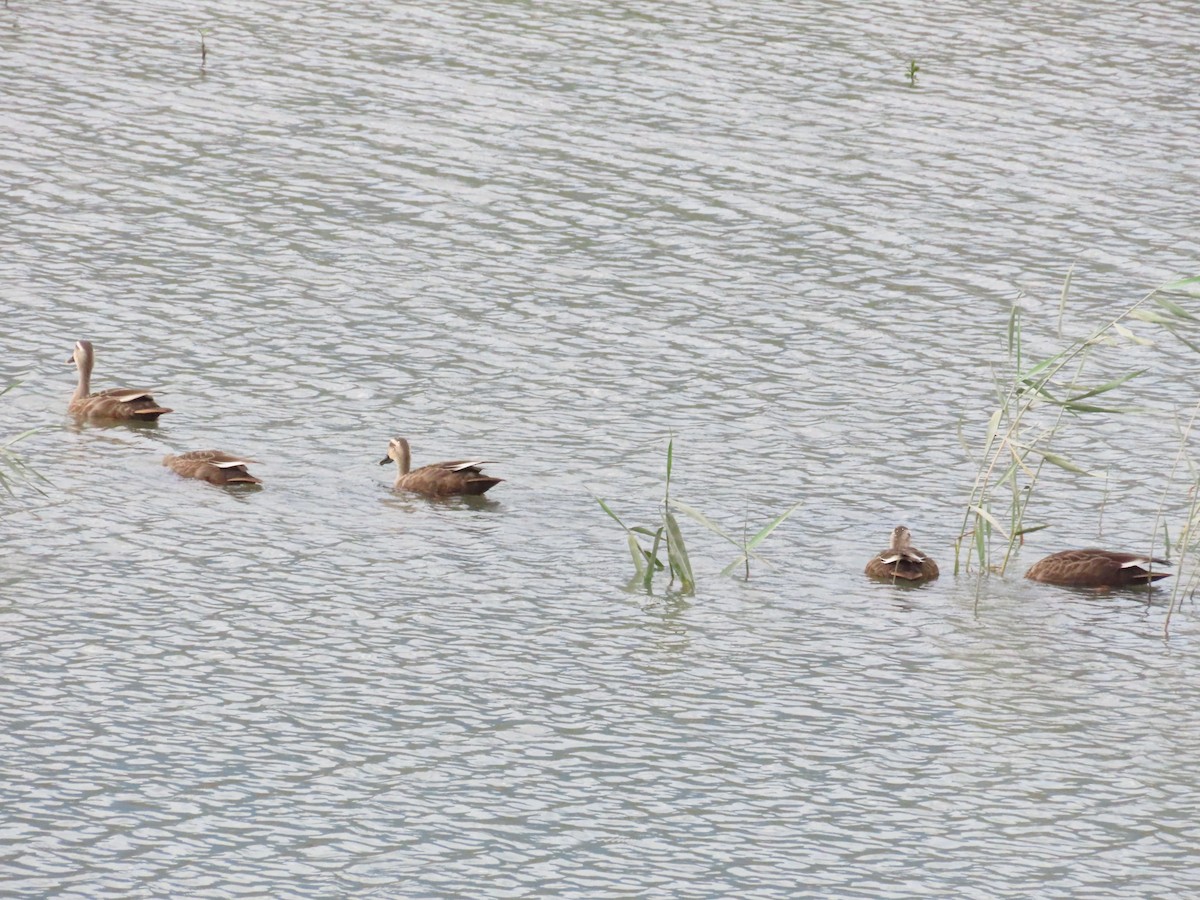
[67,339,1172,591]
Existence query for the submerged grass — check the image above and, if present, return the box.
[594,436,800,595]
[595,436,694,594]
[0,381,48,508]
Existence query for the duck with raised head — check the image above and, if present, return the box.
[1025,549,1171,588]
[163,450,262,486]
[379,436,502,497]
[865,525,939,583]
[67,339,172,421]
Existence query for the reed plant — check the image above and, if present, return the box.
[957,274,1200,577]
[1153,276,1200,633]
[672,499,801,581]
[594,436,799,594]
[0,381,46,506]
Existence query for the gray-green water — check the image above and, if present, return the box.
[3,1,1200,896]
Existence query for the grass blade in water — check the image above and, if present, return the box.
[1128,309,1176,325]
[968,504,1010,539]
[664,511,695,594]
[1065,370,1145,403]
[671,499,741,548]
[745,501,802,550]
[627,534,648,577]
[644,527,665,591]
[1014,523,1050,537]
[1038,450,1099,478]
[1153,295,1198,320]
[594,495,630,529]
[1111,322,1156,346]
[1160,275,1200,295]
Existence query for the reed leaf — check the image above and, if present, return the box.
[3,427,42,446]
[1056,264,1073,337]
[1111,322,1156,346]
[627,534,648,576]
[1062,401,1135,414]
[1169,330,1200,355]
[1013,523,1050,536]
[0,394,47,497]
[664,511,695,593]
[1127,308,1176,325]
[1021,353,1061,381]
[671,499,740,547]
[594,495,630,529]
[745,501,802,550]
[1153,295,1197,320]
[995,457,1020,489]
[644,527,664,591]
[671,498,784,555]
[719,501,801,576]
[969,504,1009,539]
[1038,450,1099,477]
[983,409,1002,454]
[1066,370,1144,402]
[1019,380,1060,404]
[1009,441,1042,480]
[1161,275,1200,295]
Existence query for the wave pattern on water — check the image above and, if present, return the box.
[3,0,1200,896]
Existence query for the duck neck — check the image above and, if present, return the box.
[73,345,93,400]
[394,439,411,476]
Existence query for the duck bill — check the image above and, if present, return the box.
[378,456,391,465]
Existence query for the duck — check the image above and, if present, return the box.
[67,339,172,421]
[1024,549,1171,588]
[379,436,502,497]
[163,450,262,486]
[865,525,939,582]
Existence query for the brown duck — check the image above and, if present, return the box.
[1025,549,1171,588]
[163,450,262,486]
[379,436,502,497]
[68,339,172,421]
[865,525,939,583]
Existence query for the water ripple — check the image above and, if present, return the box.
[4,0,1200,896]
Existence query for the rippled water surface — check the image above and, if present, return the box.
[4,1,1200,896]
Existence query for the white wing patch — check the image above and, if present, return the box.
[110,389,156,402]
[447,460,491,472]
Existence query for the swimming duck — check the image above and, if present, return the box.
[163,450,261,486]
[1024,549,1171,588]
[379,436,501,497]
[67,339,172,421]
[865,525,939,582]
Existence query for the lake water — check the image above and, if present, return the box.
[3,1,1200,896]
